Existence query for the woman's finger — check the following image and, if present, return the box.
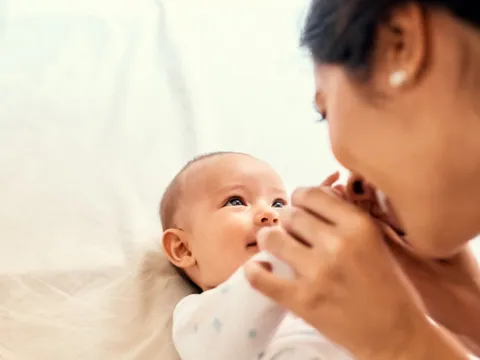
[280,207,337,251]
[257,226,317,278]
[320,171,340,187]
[244,261,298,308]
[292,186,360,224]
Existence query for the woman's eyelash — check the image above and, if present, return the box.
[312,101,327,122]
[317,111,327,122]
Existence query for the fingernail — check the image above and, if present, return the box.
[353,180,364,195]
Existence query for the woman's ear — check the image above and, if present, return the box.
[371,3,427,91]
[162,229,196,269]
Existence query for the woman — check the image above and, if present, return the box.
[245,1,480,359]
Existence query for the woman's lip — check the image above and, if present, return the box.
[391,225,406,238]
[375,189,389,213]
[375,189,406,235]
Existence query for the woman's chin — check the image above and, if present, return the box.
[403,229,468,259]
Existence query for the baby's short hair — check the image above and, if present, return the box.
[160,151,249,293]
[159,151,247,231]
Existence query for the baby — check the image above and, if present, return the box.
[161,151,353,360]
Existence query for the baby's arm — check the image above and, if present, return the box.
[172,251,293,360]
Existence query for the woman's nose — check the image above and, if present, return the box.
[255,208,279,226]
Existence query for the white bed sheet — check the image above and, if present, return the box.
[0,0,478,359]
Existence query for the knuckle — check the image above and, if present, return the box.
[291,186,315,205]
[328,236,347,255]
[248,278,264,292]
[348,212,377,234]
[323,238,350,266]
[245,270,262,289]
[300,285,327,310]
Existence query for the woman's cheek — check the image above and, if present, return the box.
[328,121,356,171]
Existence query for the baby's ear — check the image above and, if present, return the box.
[162,229,196,269]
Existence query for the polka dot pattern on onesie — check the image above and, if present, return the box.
[212,318,222,332]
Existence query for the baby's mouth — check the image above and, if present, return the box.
[246,241,258,249]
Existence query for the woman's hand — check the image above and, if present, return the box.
[387,238,480,354]
[245,182,468,360]
[338,173,480,353]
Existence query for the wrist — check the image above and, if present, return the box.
[438,281,480,349]
[360,316,470,360]
[414,319,470,359]
[397,318,470,360]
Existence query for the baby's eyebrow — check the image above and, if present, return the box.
[210,182,287,199]
[213,184,250,195]
[271,187,288,195]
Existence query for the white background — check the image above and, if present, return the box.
[1,1,479,358]
[0,0,340,275]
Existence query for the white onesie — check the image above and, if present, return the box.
[172,251,353,360]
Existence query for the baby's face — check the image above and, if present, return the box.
[181,154,288,290]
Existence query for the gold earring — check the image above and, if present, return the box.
[389,70,407,88]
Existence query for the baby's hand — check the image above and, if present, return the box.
[319,172,348,199]
[320,172,407,246]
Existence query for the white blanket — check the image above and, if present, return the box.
[0,0,478,359]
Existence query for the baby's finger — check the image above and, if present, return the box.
[320,171,340,187]
[244,261,298,308]
[331,184,348,200]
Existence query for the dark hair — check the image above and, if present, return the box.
[301,0,480,77]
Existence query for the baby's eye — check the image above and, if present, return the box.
[224,196,246,207]
[272,199,287,208]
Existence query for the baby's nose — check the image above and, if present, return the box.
[256,208,279,226]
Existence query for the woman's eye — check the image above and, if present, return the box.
[224,196,246,207]
[313,97,327,122]
[272,199,286,208]
[315,109,327,122]
[317,110,327,122]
